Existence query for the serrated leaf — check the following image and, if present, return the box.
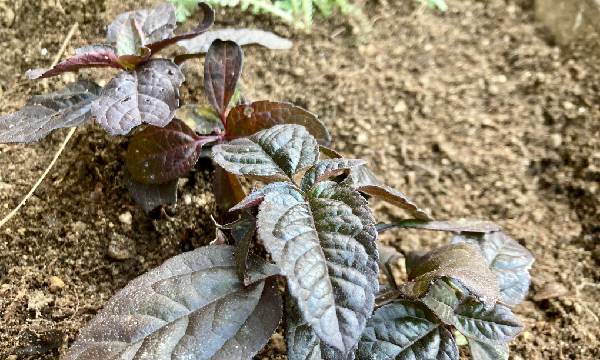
[126,119,216,184]
[0,80,101,143]
[255,180,378,354]
[453,231,534,306]
[176,104,224,135]
[178,28,293,53]
[65,245,282,360]
[226,101,330,144]
[404,244,499,305]
[468,339,509,360]
[300,159,366,191]
[286,295,355,360]
[421,279,522,345]
[344,164,432,220]
[357,300,459,360]
[26,45,123,80]
[204,40,243,116]
[125,171,177,213]
[212,124,319,181]
[92,59,184,135]
[146,3,215,54]
[229,182,295,212]
[377,219,501,234]
[107,3,177,46]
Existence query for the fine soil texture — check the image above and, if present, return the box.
[0,0,598,359]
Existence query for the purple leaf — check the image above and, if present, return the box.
[178,28,292,53]
[92,59,184,135]
[146,3,215,54]
[213,165,246,217]
[107,3,177,46]
[125,172,178,213]
[204,40,243,117]
[300,158,366,190]
[126,119,217,184]
[65,245,282,360]
[0,80,101,143]
[344,164,433,220]
[26,45,122,80]
[376,219,502,234]
[226,101,330,144]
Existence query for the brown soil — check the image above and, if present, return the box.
[0,0,598,359]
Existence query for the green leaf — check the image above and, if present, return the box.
[255,180,378,354]
[468,339,509,360]
[226,101,330,144]
[357,300,458,360]
[176,104,224,135]
[344,164,432,220]
[300,158,366,191]
[453,231,534,306]
[421,279,523,345]
[65,245,282,360]
[404,244,500,305]
[212,124,319,181]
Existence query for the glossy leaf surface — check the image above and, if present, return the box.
[0,80,101,143]
[26,45,122,80]
[204,40,243,116]
[126,119,214,184]
[212,124,319,181]
[453,231,534,306]
[300,158,366,191]
[404,244,499,305]
[345,165,432,220]
[357,300,458,360]
[92,59,184,135]
[255,180,378,354]
[178,28,293,53]
[65,245,282,360]
[226,101,330,144]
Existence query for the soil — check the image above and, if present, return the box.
[0,0,598,359]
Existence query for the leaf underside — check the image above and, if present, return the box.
[226,101,330,144]
[376,219,501,234]
[421,279,523,346]
[204,40,243,116]
[107,3,177,46]
[26,45,123,80]
[300,158,366,191]
[0,80,101,143]
[65,245,282,360]
[92,59,184,135]
[256,181,378,354]
[178,28,293,53]
[357,300,458,360]
[452,231,534,306]
[125,171,178,213]
[344,165,432,220]
[468,338,509,360]
[212,124,319,181]
[126,119,207,184]
[404,243,500,305]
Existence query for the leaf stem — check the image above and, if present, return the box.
[0,22,79,229]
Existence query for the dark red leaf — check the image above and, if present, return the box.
[146,3,215,54]
[124,171,178,213]
[204,40,243,117]
[213,166,247,218]
[226,101,330,143]
[26,45,122,80]
[125,119,218,184]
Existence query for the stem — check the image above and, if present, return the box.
[0,22,79,229]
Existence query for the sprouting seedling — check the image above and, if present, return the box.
[62,124,535,360]
[124,39,329,212]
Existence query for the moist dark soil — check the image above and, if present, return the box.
[0,0,599,359]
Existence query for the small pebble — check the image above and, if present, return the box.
[118,211,132,225]
[48,276,65,293]
[107,233,135,260]
[549,133,562,149]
